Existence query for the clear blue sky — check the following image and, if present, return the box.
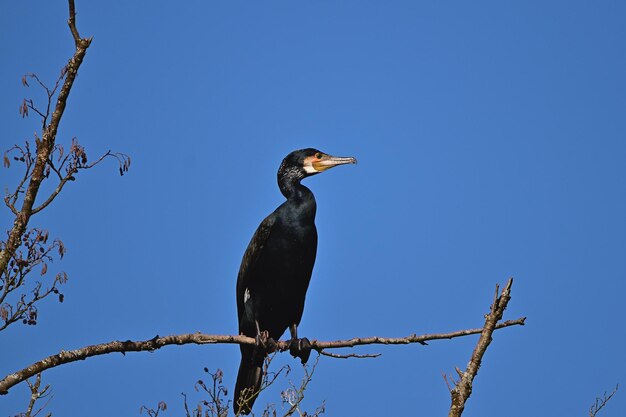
[2,1,625,416]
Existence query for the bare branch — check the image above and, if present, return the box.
[191,368,230,417]
[447,278,515,417]
[3,143,35,214]
[24,98,47,122]
[0,316,525,395]
[31,149,130,215]
[309,317,524,351]
[318,351,380,359]
[280,355,323,417]
[139,401,167,417]
[67,0,84,45]
[589,385,619,417]
[15,373,53,417]
[0,0,92,282]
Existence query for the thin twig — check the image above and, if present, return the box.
[589,385,619,417]
[309,317,524,351]
[318,351,381,359]
[281,355,321,417]
[67,0,82,45]
[23,373,53,417]
[31,150,126,215]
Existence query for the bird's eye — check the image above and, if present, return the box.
[315,152,323,159]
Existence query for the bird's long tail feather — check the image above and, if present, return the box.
[233,345,264,415]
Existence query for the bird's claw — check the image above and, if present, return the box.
[289,337,312,364]
[255,331,278,355]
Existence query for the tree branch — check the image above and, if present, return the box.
[31,150,130,215]
[0,317,524,395]
[68,0,83,45]
[0,0,91,277]
[589,385,619,417]
[447,278,515,417]
[310,317,525,351]
[23,373,53,417]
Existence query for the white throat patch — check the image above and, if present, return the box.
[303,159,318,174]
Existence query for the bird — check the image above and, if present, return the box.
[233,148,356,415]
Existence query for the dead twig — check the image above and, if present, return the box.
[589,385,619,417]
[19,373,53,417]
[31,148,130,215]
[280,354,324,417]
[140,401,167,417]
[318,351,381,359]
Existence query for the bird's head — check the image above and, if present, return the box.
[279,148,357,178]
[277,148,357,195]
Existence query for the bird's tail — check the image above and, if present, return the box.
[233,345,264,415]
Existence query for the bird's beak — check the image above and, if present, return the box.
[312,155,357,172]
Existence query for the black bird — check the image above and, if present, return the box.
[234,148,356,415]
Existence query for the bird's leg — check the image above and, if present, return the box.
[253,320,277,361]
[288,324,311,364]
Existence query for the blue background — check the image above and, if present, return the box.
[1,1,625,416]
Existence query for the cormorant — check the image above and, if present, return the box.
[234,148,356,415]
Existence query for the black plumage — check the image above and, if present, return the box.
[233,148,356,415]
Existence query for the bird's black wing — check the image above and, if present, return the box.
[236,213,276,332]
[234,214,277,414]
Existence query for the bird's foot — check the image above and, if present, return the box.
[255,330,278,355]
[289,337,312,364]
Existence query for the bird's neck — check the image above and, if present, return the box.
[279,169,306,197]
[280,181,317,221]
[280,180,312,201]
